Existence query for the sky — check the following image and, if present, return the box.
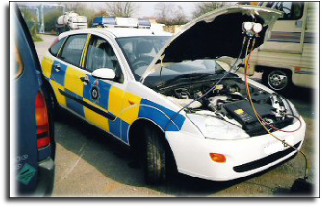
[135,2,196,18]
[21,2,199,19]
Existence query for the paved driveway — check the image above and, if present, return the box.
[35,34,316,197]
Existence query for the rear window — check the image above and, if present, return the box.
[59,34,87,67]
[49,37,66,57]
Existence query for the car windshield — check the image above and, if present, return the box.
[117,36,170,76]
[117,36,226,82]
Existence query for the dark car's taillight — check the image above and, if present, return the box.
[36,91,51,149]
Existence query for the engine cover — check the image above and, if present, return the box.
[224,100,274,125]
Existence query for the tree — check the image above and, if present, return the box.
[44,10,62,32]
[60,2,86,14]
[154,3,188,25]
[20,7,42,41]
[20,8,38,35]
[105,2,139,17]
[172,6,188,25]
[193,2,227,18]
[154,3,174,24]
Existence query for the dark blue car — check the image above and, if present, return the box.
[13,6,55,196]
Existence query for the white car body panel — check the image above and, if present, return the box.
[41,5,306,182]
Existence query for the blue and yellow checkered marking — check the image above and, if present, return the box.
[139,99,185,132]
[83,76,111,110]
[64,89,85,117]
[42,58,186,145]
[51,60,67,86]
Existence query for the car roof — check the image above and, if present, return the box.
[59,28,172,39]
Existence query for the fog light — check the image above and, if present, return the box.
[210,153,226,163]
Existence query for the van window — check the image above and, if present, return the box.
[267,2,304,20]
[60,34,87,67]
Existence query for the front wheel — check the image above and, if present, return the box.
[144,127,167,184]
[262,69,292,94]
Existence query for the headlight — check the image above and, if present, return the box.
[187,114,249,140]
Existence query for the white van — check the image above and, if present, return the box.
[247,2,318,93]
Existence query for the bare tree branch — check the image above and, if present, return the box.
[105,2,139,17]
[154,3,188,25]
[193,2,228,18]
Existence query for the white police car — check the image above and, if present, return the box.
[41,6,306,184]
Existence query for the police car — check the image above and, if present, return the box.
[41,6,306,184]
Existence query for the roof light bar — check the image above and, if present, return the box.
[92,17,151,29]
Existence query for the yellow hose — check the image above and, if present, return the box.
[244,37,308,178]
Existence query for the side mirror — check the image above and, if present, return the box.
[92,68,115,80]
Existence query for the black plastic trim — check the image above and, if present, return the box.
[233,141,301,173]
[59,89,116,121]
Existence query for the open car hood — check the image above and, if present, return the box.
[140,5,282,82]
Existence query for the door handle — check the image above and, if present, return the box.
[54,64,61,72]
[80,76,89,85]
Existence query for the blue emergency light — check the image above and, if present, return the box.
[92,16,151,29]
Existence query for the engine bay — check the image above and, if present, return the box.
[160,78,294,136]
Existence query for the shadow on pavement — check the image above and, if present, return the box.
[54,108,309,196]
[53,110,244,196]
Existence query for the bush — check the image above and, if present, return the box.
[44,10,62,33]
[20,8,42,42]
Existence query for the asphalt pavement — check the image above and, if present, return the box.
[35,34,317,197]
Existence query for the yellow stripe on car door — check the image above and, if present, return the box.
[83,99,110,131]
[108,86,124,117]
[64,67,86,97]
[50,80,67,107]
[41,57,54,79]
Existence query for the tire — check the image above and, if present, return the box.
[262,69,293,94]
[143,126,167,184]
[43,80,60,116]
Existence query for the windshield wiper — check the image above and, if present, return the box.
[170,73,216,82]
[154,73,209,89]
[157,72,239,90]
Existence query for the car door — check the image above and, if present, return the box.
[56,34,89,116]
[81,34,127,138]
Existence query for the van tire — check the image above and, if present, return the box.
[144,127,166,184]
[262,69,293,94]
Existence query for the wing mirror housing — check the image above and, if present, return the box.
[92,68,116,80]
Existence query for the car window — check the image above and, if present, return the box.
[117,36,170,80]
[60,34,87,67]
[266,2,304,20]
[49,37,66,57]
[85,35,123,82]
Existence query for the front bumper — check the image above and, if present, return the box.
[166,116,306,181]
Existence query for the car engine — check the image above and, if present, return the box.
[160,78,294,136]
